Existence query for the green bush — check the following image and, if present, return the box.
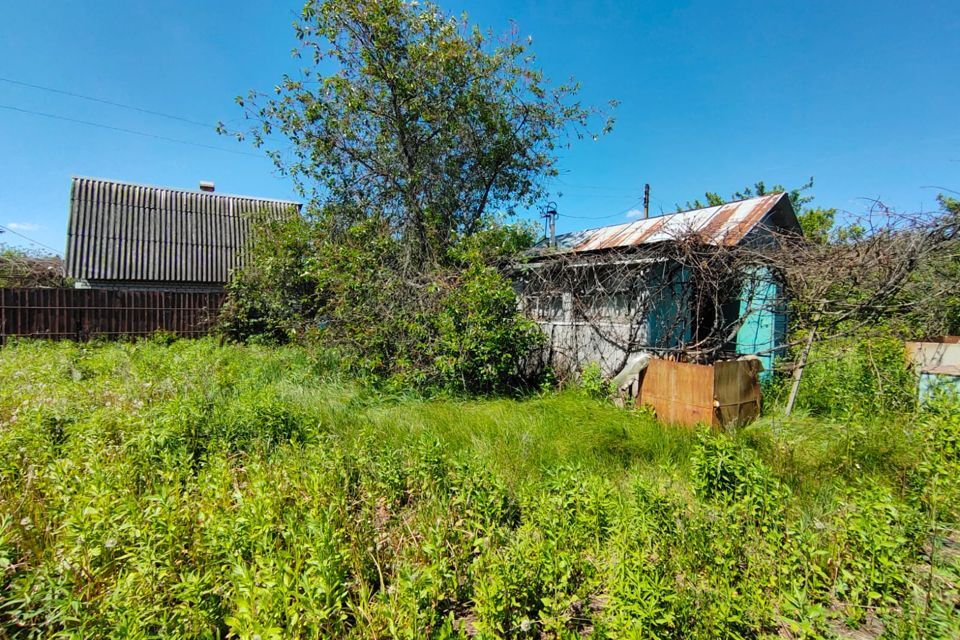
[218,215,321,345]
[770,333,917,419]
[431,262,544,394]
[578,362,612,400]
[221,216,544,394]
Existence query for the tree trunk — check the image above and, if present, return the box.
[785,326,816,416]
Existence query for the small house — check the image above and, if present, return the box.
[65,177,300,292]
[517,192,802,380]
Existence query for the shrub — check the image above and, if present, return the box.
[221,216,544,394]
[431,262,544,394]
[218,215,321,345]
[691,430,779,504]
[578,362,612,399]
[771,333,917,419]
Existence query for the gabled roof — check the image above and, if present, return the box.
[535,192,798,255]
[66,177,301,284]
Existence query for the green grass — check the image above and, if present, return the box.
[0,338,958,639]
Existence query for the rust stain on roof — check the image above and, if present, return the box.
[719,195,781,245]
[542,192,787,254]
[695,202,740,243]
[573,215,670,252]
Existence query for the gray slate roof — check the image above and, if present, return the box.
[66,177,300,284]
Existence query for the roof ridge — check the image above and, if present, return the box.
[71,175,302,206]
[556,191,786,238]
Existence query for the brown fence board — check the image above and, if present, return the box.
[0,288,225,344]
[636,358,763,428]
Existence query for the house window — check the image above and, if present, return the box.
[574,292,634,321]
[528,295,564,321]
[608,292,633,318]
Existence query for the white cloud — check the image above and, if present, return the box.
[6,222,42,231]
[625,209,644,219]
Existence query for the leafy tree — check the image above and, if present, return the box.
[218,0,613,392]
[223,0,613,265]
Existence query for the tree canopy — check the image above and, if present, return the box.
[224,0,613,265]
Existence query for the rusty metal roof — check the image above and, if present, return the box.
[539,192,791,254]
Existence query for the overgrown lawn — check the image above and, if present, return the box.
[0,338,957,638]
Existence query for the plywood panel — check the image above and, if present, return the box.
[639,359,716,426]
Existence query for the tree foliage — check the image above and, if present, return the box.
[218,0,615,392]
[224,0,612,265]
[220,215,545,394]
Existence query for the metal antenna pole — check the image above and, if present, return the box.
[541,202,558,248]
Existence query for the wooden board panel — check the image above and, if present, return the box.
[713,360,762,427]
[638,359,716,427]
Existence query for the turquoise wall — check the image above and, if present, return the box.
[646,263,691,348]
[641,263,787,378]
[919,372,960,403]
[735,268,785,380]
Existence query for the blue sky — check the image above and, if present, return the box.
[1,0,958,255]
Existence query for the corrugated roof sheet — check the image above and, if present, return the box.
[538,192,790,254]
[66,177,301,284]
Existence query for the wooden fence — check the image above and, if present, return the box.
[0,288,225,344]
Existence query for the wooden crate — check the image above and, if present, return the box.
[637,358,762,428]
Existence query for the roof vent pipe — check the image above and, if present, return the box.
[199,181,215,192]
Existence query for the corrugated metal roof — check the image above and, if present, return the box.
[66,177,301,284]
[538,192,790,254]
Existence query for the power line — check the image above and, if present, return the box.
[0,76,213,128]
[0,103,262,158]
[555,180,642,194]
[0,223,60,254]
[560,199,644,221]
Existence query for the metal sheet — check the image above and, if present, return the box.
[65,176,301,285]
[544,192,788,254]
[637,359,716,427]
[636,358,762,428]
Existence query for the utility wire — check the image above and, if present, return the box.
[0,223,60,254]
[555,181,642,194]
[0,103,262,158]
[560,199,644,221]
[0,76,213,128]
